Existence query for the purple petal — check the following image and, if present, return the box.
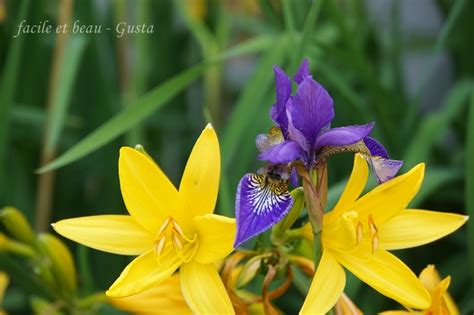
[369,157,403,183]
[234,174,294,248]
[364,137,389,159]
[314,122,375,149]
[257,140,304,164]
[294,59,311,84]
[286,77,335,147]
[270,66,292,131]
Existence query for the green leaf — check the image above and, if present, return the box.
[403,80,472,168]
[45,35,88,152]
[466,84,474,282]
[37,36,273,173]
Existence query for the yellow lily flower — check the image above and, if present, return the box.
[300,154,468,314]
[53,124,236,314]
[380,265,460,315]
[111,273,192,315]
[0,272,8,315]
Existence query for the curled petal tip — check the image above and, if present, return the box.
[205,123,213,129]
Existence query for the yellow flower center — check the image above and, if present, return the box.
[154,217,197,264]
[332,211,379,253]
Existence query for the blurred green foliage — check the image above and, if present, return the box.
[0,0,473,314]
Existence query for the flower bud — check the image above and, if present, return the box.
[37,233,77,296]
[0,233,36,258]
[272,188,304,241]
[236,255,264,288]
[0,207,36,245]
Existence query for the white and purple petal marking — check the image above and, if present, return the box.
[234,173,293,248]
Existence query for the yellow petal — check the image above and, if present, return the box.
[300,250,346,315]
[335,249,431,309]
[354,163,425,225]
[52,215,153,255]
[119,147,182,233]
[0,272,8,305]
[378,210,468,250]
[192,214,236,264]
[179,124,220,217]
[106,247,182,297]
[332,154,368,216]
[180,261,234,314]
[111,274,192,315]
[378,311,415,315]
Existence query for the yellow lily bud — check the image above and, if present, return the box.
[236,255,264,289]
[37,233,77,296]
[0,207,36,245]
[0,271,9,315]
[0,233,36,258]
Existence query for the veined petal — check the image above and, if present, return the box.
[330,154,368,218]
[354,163,425,225]
[193,214,236,264]
[257,140,304,164]
[314,122,374,149]
[286,78,334,146]
[368,156,403,183]
[335,249,431,309]
[179,124,220,218]
[379,210,468,250]
[111,274,192,315]
[180,261,234,314]
[52,215,153,255]
[300,250,345,315]
[119,147,181,233]
[106,247,182,297]
[234,174,293,248]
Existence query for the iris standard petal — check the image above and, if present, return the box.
[52,215,153,255]
[314,122,375,149]
[378,210,468,250]
[179,124,220,218]
[257,140,304,164]
[180,261,235,314]
[234,173,293,248]
[106,247,182,297]
[119,147,181,233]
[286,77,334,146]
[300,250,346,315]
[270,66,292,132]
[354,163,425,225]
[111,274,192,315]
[331,154,369,217]
[335,249,431,309]
[294,58,311,84]
[192,214,236,264]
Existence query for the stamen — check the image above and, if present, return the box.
[368,214,379,253]
[157,217,171,237]
[356,222,363,245]
[154,236,166,266]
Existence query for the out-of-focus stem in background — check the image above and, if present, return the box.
[36,0,73,231]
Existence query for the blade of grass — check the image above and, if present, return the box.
[407,0,467,128]
[403,80,472,167]
[466,84,474,282]
[218,38,287,215]
[0,0,31,200]
[37,36,274,173]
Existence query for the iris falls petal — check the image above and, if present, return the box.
[234,174,293,247]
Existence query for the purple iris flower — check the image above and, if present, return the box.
[233,59,403,248]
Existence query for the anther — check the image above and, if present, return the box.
[171,219,185,237]
[154,236,166,265]
[356,222,363,245]
[157,217,171,237]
